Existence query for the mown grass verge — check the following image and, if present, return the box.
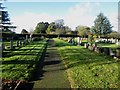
[54,38,119,88]
[1,39,48,81]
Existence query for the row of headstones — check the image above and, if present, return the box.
[76,37,120,45]
[68,38,77,45]
[0,40,29,52]
[84,43,120,59]
[95,38,120,45]
[0,34,37,52]
[68,37,86,45]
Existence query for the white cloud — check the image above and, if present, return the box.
[107,12,118,31]
[11,2,118,33]
[64,2,97,30]
[11,12,60,33]
[64,2,118,31]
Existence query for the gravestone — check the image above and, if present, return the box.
[100,47,104,53]
[91,46,94,51]
[94,47,99,53]
[77,37,80,46]
[103,47,110,55]
[110,38,115,43]
[32,38,34,42]
[116,41,120,46]
[116,48,120,58]
[19,41,22,46]
[10,40,13,49]
[30,34,33,42]
[16,41,19,47]
[72,38,75,45]
[109,48,115,57]
[26,35,29,44]
[88,45,93,51]
[84,43,87,48]
[95,39,99,43]
[95,47,103,53]
[92,44,97,51]
[25,40,28,45]
[22,41,25,46]
[26,35,28,41]
[86,44,89,48]
[88,44,94,51]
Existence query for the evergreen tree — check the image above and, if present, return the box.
[91,13,112,35]
[0,3,10,24]
[0,3,15,33]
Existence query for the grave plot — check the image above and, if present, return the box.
[1,39,48,90]
[54,38,119,88]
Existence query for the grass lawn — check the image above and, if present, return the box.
[54,38,119,88]
[3,40,22,48]
[1,39,47,80]
[97,42,119,49]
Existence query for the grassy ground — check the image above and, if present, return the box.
[1,39,47,80]
[2,40,23,49]
[97,42,119,48]
[54,38,119,88]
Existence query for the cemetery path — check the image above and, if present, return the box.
[31,39,70,89]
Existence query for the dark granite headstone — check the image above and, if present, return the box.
[103,47,110,55]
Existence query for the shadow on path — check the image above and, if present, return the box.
[29,39,71,89]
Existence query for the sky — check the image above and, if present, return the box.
[1,0,119,33]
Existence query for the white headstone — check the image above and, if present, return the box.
[77,37,80,46]
[95,39,99,43]
[116,41,120,46]
[109,49,115,56]
[111,38,116,43]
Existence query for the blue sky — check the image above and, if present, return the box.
[2,1,118,33]
[4,2,78,17]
